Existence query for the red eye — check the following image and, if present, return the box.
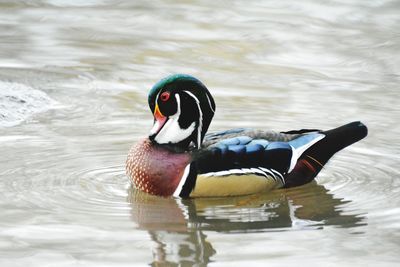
[160,91,170,102]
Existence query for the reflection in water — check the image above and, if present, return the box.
[128,184,365,265]
[129,190,216,266]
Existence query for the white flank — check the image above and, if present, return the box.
[259,167,277,181]
[154,94,196,144]
[183,90,203,148]
[173,164,191,198]
[270,169,285,185]
[202,167,276,181]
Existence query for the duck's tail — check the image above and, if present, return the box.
[284,121,368,188]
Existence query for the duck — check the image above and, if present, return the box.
[126,74,368,198]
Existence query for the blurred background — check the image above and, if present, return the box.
[0,0,399,266]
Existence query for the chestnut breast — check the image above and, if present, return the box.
[126,138,191,197]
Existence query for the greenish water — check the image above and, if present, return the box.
[1,1,399,266]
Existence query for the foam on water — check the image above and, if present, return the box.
[0,82,56,127]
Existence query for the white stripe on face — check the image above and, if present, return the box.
[154,93,196,144]
[183,90,203,148]
[206,93,215,113]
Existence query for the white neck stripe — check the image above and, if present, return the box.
[173,164,191,198]
[183,90,203,148]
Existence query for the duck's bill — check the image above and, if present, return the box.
[149,104,167,137]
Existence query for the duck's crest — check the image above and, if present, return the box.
[149,74,204,100]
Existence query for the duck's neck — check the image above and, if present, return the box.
[151,139,199,153]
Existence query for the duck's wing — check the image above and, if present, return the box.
[175,122,367,198]
[187,132,324,197]
[203,128,318,147]
[203,127,323,146]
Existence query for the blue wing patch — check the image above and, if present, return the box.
[248,139,269,147]
[217,136,252,146]
[227,144,246,154]
[198,136,294,180]
[196,133,326,191]
[246,144,264,154]
[266,141,291,150]
[289,133,323,150]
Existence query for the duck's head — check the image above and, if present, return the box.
[148,74,216,150]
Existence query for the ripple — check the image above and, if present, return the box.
[50,164,130,216]
[318,149,398,203]
[312,146,400,232]
[0,155,130,218]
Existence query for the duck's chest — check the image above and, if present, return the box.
[126,139,191,196]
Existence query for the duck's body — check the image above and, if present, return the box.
[126,74,368,198]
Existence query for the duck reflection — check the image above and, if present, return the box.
[128,190,215,266]
[128,182,365,266]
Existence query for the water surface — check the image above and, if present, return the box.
[1,0,399,266]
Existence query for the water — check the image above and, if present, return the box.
[1,0,399,266]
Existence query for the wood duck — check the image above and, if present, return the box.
[126,74,368,198]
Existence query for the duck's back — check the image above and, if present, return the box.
[189,122,367,197]
[190,131,310,197]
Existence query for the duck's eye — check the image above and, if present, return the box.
[160,91,170,102]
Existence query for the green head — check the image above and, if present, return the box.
[148,74,216,149]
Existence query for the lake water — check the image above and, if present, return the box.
[1,0,399,266]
